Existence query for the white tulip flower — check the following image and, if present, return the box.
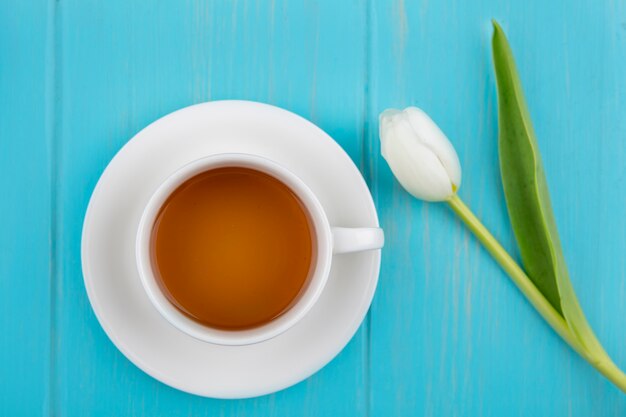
[379,107,462,201]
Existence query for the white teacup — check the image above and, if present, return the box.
[136,153,384,346]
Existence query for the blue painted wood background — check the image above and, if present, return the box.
[2,0,626,415]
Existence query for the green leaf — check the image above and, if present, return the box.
[491,20,607,357]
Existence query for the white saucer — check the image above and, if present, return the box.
[82,101,382,399]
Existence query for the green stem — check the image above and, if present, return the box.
[446,195,583,353]
[594,358,626,394]
[447,194,626,393]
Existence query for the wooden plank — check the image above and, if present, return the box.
[367,0,626,415]
[0,0,52,415]
[54,0,368,415]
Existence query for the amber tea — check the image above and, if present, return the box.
[151,167,314,330]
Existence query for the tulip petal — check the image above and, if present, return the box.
[381,113,453,201]
[403,107,462,189]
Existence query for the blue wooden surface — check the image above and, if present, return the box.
[1,0,626,415]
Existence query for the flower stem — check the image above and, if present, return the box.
[447,194,626,393]
[594,358,626,393]
[445,194,584,354]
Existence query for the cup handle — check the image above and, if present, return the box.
[331,227,384,254]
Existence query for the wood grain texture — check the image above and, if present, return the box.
[0,0,52,415]
[1,0,626,415]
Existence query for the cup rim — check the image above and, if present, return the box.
[135,153,333,346]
